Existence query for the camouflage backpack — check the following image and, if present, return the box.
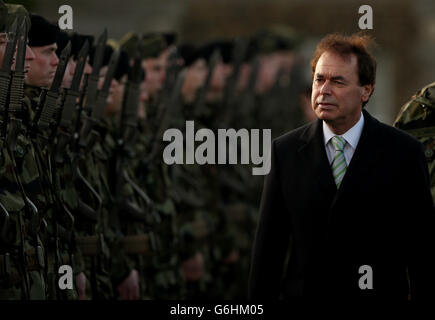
[394,81,435,199]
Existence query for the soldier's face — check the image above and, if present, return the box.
[0,33,6,67]
[5,35,35,80]
[256,53,282,94]
[181,58,207,102]
[237,63,251,92]
[62,57,76,88]
[105,74,126,116]
[142,53,167,98]
[210,60,232,93]
[24,45,36,79]
[26,43,59,88]
[311,51,373,133]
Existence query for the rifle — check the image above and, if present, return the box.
[192,49,221,118]
[53,40,90,165]
[30,42,75,242]
[77,29,107,149]
[68,30,115,225]
[220,38,249,127]
[0,201,9,244]
[75,47,120,223]
[5,17,28,151]
[239,56,260,127]
[0,18,44,299]
[34,41,72,138]
[0,17,18,137]
[143,49,185,165]
[0,18,19,245]
[114,40,160,253]
[149,48,182,138]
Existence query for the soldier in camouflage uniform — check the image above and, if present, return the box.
[121,32,187,299]
[1,3,48,300]
[394,82,435,200]
[103,39,162,300]
[23,13,80,300]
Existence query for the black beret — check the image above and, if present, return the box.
[196,40,234,64]
[89,45,131,82]
[214,40,234,64]
[178,43,197,67]
[89,44,113,68]
[28,14,59,47]
[56,29,70,57]
[162,31,177,47]
[141,33,166,58]
[0,1,7,33]
[114,50,130,81]
[70,33,94,60]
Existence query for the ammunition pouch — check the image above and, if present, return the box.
[23,211,42,241]
[57,223,72,243]
[94,93,108,119]
[78,117,99,149]
[122,200,153,225]
[59,252,72,266]
[24,246,45,271]
[0,201,9,244]
[0,253,22,286]
[37,90,58,131]
[76,200,99,222]
[76,235,99,256]
[190,220,210,239]
[122,234,153,255]
[6,117,22,152]
[54,131,71,164]
[76,234,108,258]
[0,252,11,276]
[0,71,10,135]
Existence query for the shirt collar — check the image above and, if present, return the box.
[323,112,365,149]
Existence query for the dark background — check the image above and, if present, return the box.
[15,0,435,125]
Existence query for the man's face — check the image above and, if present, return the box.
[62,57,76,88]
[256,53,282,95]
[311,51,373,132]
[1,32,36,80]
[210,60,232,93]
[181,58,207,103]
[237,63,251,92]
[26,43,59,87]
[0,32,7,66]
[142,52,167,98]
[23,45,35,79]
[105,74,126,116]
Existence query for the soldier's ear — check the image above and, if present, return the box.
[361,84,374,102]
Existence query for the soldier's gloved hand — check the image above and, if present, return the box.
[117,269,140,300]
[181,252,205,282]
[75,272,87,300]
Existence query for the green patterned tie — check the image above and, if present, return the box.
[331,136,347,188]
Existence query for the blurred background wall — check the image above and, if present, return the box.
[15,0,435,124]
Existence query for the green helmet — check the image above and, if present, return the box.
[141,33,166,59]
[5,3,31,31]
[119,31,139,57]
[394,82,435,135]
[252,25,303,55]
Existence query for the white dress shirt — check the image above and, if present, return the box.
[323,112,365,166]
